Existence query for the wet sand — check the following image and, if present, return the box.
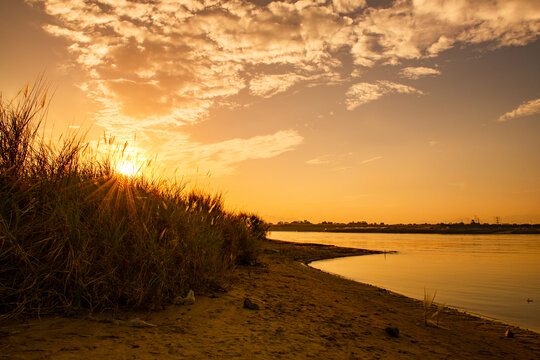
[1,238,539,359]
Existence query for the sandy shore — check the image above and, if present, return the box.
[1,239,539,359]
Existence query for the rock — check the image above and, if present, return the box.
[385,326,400,338]
[505,329,514,338]
[243,298,259,310]
[174,290,195,305]
[173,296,184,305]
[184,290,195,304]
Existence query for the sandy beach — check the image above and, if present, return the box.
[1,238,539,359]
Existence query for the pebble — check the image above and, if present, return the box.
[243,298,259,310]
[183,290,195,305]
[174,289,195,305]
[385,326,400,338]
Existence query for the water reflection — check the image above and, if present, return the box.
[270,232,540,332]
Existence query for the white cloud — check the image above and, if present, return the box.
[399,67,441,80]
[33,0,540,119]
[346,81,423,110]
[346,83,386,109]
[349,0,540,66]
[162,129,304,176]
[427,36,455,56]
[249,74,303,98]
[413,0,540,49]
[498,98,540,122]
[361,156,383,164]
[43,24,90,42]
[27,0,540,173]
[332,0,367,14]
[249,71,344,98]
[306,155,331,165]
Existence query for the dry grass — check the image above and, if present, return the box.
[423,288,437,326]
[423,288,446,327]
[0,81,268,319]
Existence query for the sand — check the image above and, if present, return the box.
[1,238,539,359]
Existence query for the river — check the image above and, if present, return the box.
[269,231,540,332]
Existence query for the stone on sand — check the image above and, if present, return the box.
[385,326,399,338]
[243,298,259,310]
[174,290,195,305]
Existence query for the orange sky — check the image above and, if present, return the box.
[1,0,539,224]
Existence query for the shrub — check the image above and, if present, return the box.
[0,82,268,318]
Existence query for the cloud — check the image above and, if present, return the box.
[162,129,304,176]
[249,71,344,98]
[332,0,367,14]
[413,0,540,48]
[399,67,441,80]
[33,0,540,120]
[249,74,303,98]
[28,0,540,173]
[306,152,354,166]
[349,0,540,66]
[361,156,383,164]
[43,24,90,43]
[346,81,423,110]
[498,98,540,122]
[427,36,455,56]
[306,155,331,165]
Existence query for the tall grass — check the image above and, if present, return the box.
[0,82,268,318]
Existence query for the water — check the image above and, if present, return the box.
[269,231,540,332]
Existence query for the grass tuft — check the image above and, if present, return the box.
[423,288,446,327]
[423,288,437,326]
[0,82,268,319]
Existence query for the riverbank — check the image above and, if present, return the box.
[1,239,539,359]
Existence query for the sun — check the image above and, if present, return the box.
[117,160,138,177]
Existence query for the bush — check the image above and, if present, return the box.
[0,82,268,318]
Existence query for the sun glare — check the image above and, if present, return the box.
[117,161,138,177]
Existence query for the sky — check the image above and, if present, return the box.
[1,0,539,224]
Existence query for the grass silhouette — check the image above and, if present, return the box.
[0,81,268,318]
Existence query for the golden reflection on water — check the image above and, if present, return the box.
[270,232,540,331]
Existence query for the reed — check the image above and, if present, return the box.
[423,288,437,326]
[0,82,268,319]
[422,288,446,327]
